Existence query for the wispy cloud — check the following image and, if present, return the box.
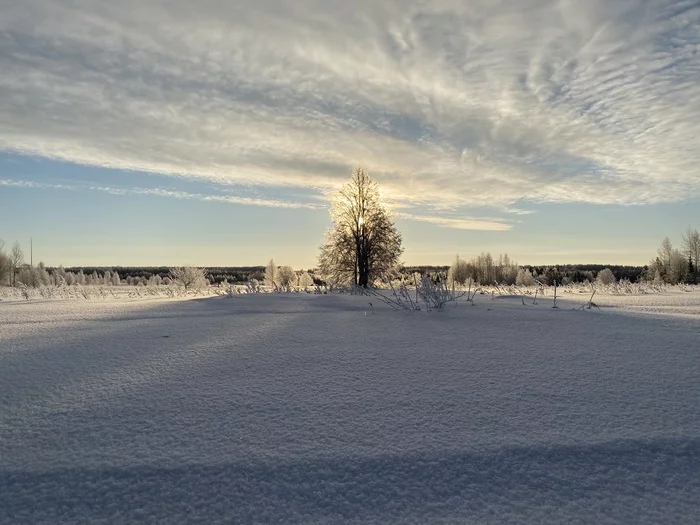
[1,0,699,227]
[394,212,512,231]
[0,178,321,209]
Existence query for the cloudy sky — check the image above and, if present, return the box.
[1,0,699,267]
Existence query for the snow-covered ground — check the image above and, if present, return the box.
[1,290,699,524]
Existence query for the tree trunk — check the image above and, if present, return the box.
[359,243,369,287]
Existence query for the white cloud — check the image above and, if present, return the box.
[0,178,321,209]
[1,0,699,227]
[394,212,512,231]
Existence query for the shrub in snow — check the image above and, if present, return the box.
[596,268,616,286]
[298,272,314,289]
[246,279,261,294]
[277,265,296,291]
[368,274,468,312]
[169,266,208,291]
[516,268,535,286]
[418,275,467,311]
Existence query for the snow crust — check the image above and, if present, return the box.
[1,291,699,523]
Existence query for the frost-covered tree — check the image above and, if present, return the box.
[0,241,11,286]
[474,252,495,284]
[18,262,51,288]
[498,253,519,285]
[264,259,278,288]
[516,268,535,286]
[447,255,470,286]
[682,227,699,282]
[277,265,296,291]
[298,272,314,289]
[651,235,693,284]
[596,268,616,285]
[9,242,23,287]
[169,266,208,290]
[668,249,688,284]
[657,237,673,280]
[318,167,403,287]
[37,262,51,286]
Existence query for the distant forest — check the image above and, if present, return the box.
[53,264,649,286]
[54,266,268,285]
[404,264,647,285]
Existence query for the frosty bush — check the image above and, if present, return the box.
[516,268,535,286]
[368,274,468,312]
[246,279,262,294]
[417,275,467,311]
[277,265,296,291]
[298,272,314,289]
[169,266,208,291]
[18,283,30,300]
[596,268,616,286]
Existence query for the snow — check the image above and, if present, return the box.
[1,290,699,523]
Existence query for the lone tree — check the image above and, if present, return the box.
[318,167,403,287]
[682,227,700,283]
[264,259,278,288]
[9,241,24,287]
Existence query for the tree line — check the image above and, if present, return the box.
[648,229,699,284]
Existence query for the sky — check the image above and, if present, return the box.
[1,0,699,268]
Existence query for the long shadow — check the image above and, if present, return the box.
[3,295,700,523]
[1,436,698,524]
[0,295,309,409]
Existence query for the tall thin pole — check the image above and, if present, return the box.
[30,237,33,267]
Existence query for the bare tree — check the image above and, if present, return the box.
[682,227,700,282]
[668,249,688,284]
[264,259,278,289]
[657,237,673,279]
[9,242,24,287]
[318,168,403,287]
[498,253,518,284]
[0,240,10,286]
[447,255,470,286]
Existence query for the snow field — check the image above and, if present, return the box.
[1,292,699,523]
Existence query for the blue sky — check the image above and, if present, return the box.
[1,0,699,268]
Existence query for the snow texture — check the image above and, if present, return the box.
[1,291,699,524]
